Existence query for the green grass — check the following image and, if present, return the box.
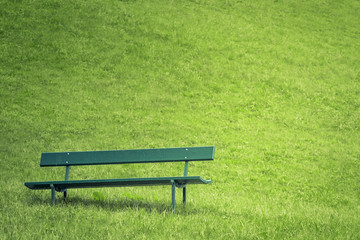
[1,0,359,239]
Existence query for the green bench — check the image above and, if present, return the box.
[24,146,214,212]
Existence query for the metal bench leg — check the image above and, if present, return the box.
[50,184,55,205]
[183,186,186,204]
[171,181,175,213]
[183,160,188,206]
[64,166,70,199]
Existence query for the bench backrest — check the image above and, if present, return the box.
[40,146,215,167]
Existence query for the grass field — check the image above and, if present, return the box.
[1,0,359,239]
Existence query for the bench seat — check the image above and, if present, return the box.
[25,176,211,191]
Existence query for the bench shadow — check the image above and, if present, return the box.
[26,194,208,215]
[65,196,172,213]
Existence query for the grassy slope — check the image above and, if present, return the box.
[1,0,359,239]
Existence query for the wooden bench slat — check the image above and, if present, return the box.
[25,176,211,191]
[40,146,215,167]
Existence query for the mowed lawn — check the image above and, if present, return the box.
[1,0,359,239]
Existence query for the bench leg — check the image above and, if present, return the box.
[171,181,176,213]
[64,166,70,199]
[50,184,55,205]
[183,186,186,205]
